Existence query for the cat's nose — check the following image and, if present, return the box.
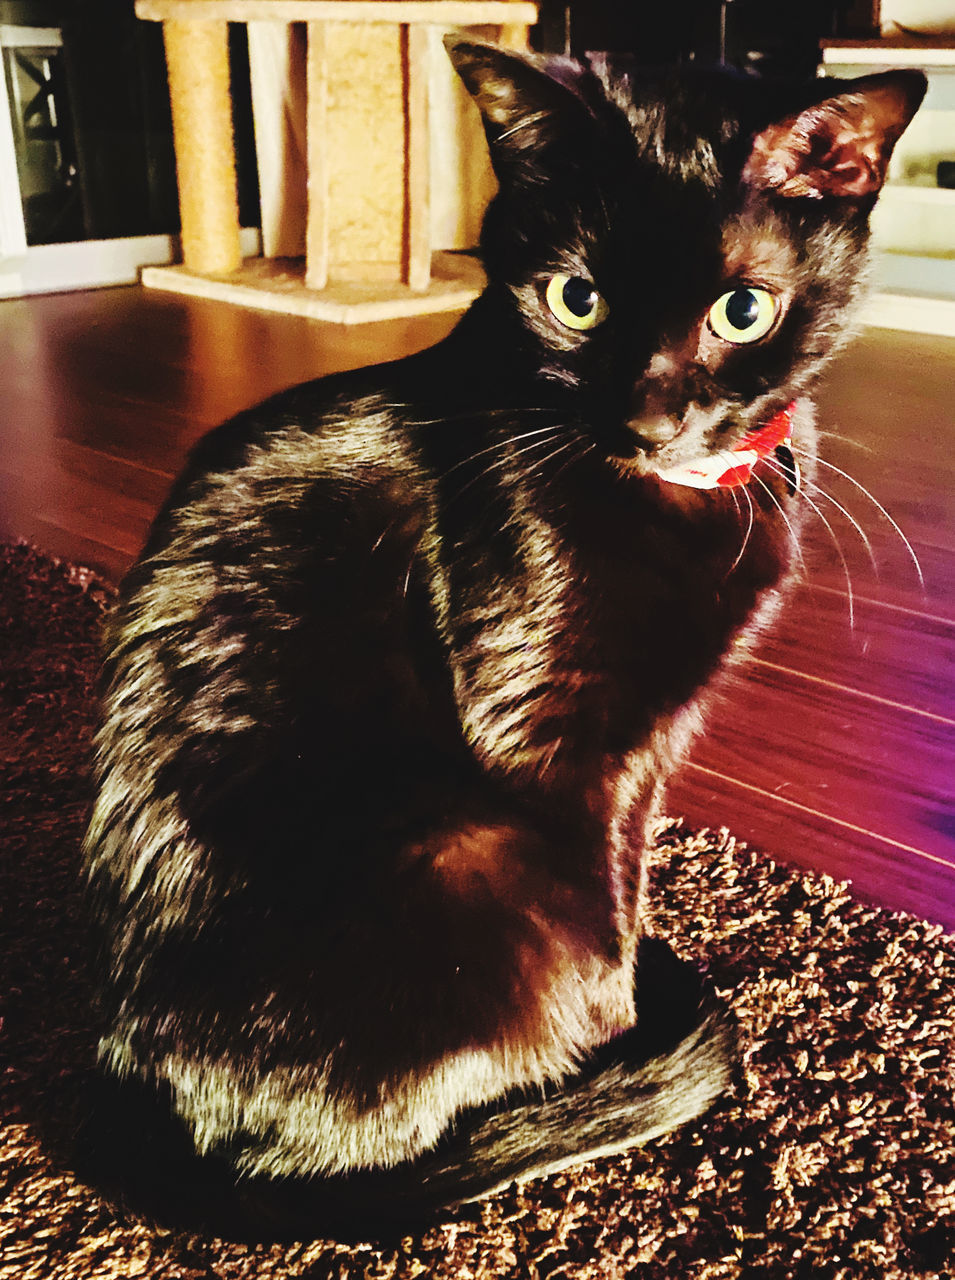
[626,413,681,453]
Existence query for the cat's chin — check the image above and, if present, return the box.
[608,453,783,512]
[608,452,656,481]
[608,452,708,493]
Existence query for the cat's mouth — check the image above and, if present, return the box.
[656,402,799,494]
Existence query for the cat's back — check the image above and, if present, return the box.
[99,356,444,707]
[135,359,431,570]
[86,352,453,921]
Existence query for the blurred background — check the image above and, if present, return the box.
[0,0,879,256]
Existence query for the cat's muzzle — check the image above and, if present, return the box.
[625,414,681,455]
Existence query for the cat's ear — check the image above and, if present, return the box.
[444,37,593,181]
[743,70,926,200]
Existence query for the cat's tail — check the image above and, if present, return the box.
[396,998,733,1209]
[76,939,735,1241]
[239,983,735,1240]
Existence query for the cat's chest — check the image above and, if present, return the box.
[444,508,582,778]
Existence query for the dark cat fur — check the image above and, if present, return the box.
[81,41,924,1234]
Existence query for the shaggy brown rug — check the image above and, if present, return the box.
[2,541,954,1280]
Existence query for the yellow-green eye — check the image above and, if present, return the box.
[545,274,608,331]
[708,287,778,344]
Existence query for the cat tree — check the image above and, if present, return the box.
[135,0,537,322]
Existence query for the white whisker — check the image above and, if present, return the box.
[771,463,856,629]
[441,425,565,484]
[737,456,809,584]
[546,438,596,494]
[795,450,925,590]
[799,473,879,579]
[385,404,556,426]
[723,481,742,537]
[727,477,755,577]
[714,452,755,572]
[444,428,574,511]
[496,110,549,143]
[814,430,875,454]
[371,521,395,555]
[532,437,584,477]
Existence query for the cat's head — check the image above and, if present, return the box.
[447,38,924,485]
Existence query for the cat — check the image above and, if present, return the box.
[81,38,924,1235]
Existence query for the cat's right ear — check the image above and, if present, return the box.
[743,70,927,202]
[444,37,594,183]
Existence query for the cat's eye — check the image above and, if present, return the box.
[545,274,609,331]
[708,287,779,344]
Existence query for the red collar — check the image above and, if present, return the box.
[657,402,796,491]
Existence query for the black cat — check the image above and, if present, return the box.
[82,39,924,1233]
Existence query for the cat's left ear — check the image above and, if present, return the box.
[743,70,926,200]
[445,37,595,182]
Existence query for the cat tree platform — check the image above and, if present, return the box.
[135,0,537,322]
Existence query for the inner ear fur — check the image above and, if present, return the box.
[744,69,927,200]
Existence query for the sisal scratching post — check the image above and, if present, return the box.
[323,22,407,284]
[404,22,431,291]
[163,20,242,276]
[305,21,329,290]
[306,21,431,292]
[499,8,533,48]
[137,0,538,322]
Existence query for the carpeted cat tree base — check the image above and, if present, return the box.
[2,542,953,1279]
[140,252,485,325]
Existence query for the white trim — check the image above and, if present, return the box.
[881,182,955,203]
[0,235,178,297]
[0,25,63,49]
[822,44,955,67]
[874,249,955,295]
[862,290,955,336]
[0,227,261,298]
[0,30,27,256]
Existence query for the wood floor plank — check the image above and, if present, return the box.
[2,286,458,434]
[665,765,955,932]
[50,440,174,506]
[9,457,158,571]
[751,582,955,723]
[812,330,955,564]
[25,519,133,585]
[3,287,461,486]
[690,659,955,867]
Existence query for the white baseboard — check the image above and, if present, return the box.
[863,290,955,337]
[0,228,261,299]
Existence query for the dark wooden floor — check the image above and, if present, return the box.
[2,285,953,928]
